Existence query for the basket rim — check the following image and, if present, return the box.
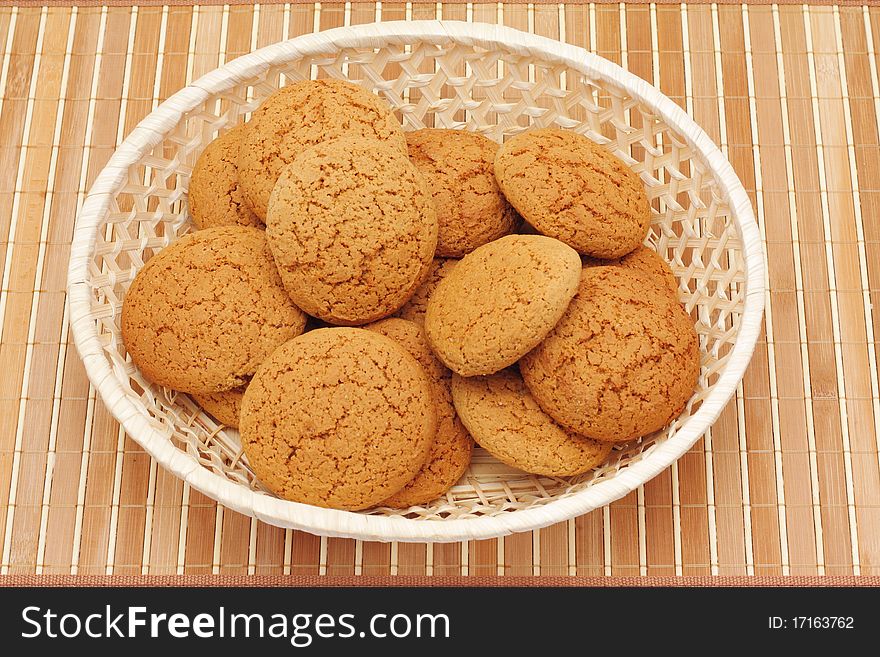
[67,20,766,543]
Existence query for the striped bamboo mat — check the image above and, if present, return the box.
[1,2,879,579]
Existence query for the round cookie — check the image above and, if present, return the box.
[494,128,651,259]
[121,226,307,394]
[583,245,678,296]
[406,129,518,257]
[424,235,581,376]
[193,383,247,429]
[395,258,458,327]
[240,328,436,510]
[365,318,474,508]
[451,369,612,477]
[520,266,700,443]
[238,79,406,219]
[266,137,437,326]
[188,125,262,230]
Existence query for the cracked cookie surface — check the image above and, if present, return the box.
[121,226,307,394]
[494,128,651,259]
[189,125,262,230]
[238,80,406,219]
[239,328,436,510]
[583,245,678,296]
[424,235,581,376]
[452,368,612,476]
[266,137,437,326]
[520,266,700,443]
[365,318,473,508]
[193,382,247,429]
[395,258,457,327]
[406,129,517,257]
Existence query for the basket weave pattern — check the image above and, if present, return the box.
[69,22,763,541]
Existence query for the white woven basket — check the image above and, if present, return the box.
[68,21,764,543]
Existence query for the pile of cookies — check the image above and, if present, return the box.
[121,79,700,512]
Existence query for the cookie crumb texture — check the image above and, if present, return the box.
[188,125,262,230]
[406,129,518,257]
[425,235,582,376]
[193,383,247,429]
[121,226,307,394]
[395,258,457,327]
[240,328,436,510]
[520,266,700,443]
[238,79,407,219]
[365,318,474,508]
[452,369,612,477]
[494,128,651,259]
[583,245,678,297]
[267,137,437,326]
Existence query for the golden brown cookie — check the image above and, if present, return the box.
[424,235,581,376]
[451,369,612,477]
[494,128,651,258]
[188,125,262,230]
[238,80,406,219]
[406,129,518,257]
[395,258,458,327]
[266,137,437,326]
[193,383,247,429]
[240,328,436,511]
[520,266,700,443]
[121,226,307,394]
[365,318,474,508]
[583,245,678,296]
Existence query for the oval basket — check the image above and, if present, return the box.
[68,20,765,543]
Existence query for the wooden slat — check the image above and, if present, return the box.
[810,4,879,573]
[0,7,43,574]
[839,5,880,576]
[779,4,854,575]
[34,11,102,581]
[1,2,877,578]
[655,3,687,572]
[725,3,783,576]
[181,3,224,576]
[747,4,811,576]
[868,5,880,410]
[146,3,191,576]
[112,4,162,577]
[66,6,132,577]
[642,3,678,577]
[672,3,712,576]
[0,6,72,576]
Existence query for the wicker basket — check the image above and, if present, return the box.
[67,21,765,543]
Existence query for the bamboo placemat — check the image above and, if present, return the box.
[4,575,880,586]
[1,1,879,579]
